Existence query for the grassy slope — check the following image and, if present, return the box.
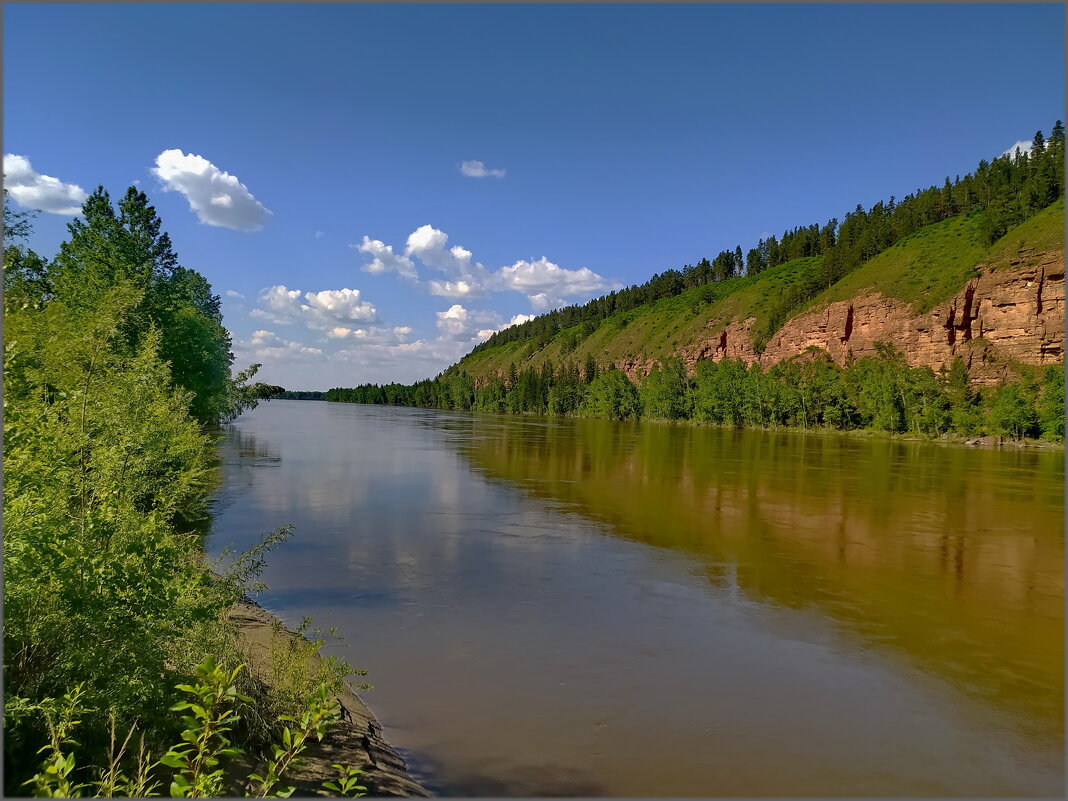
[805,198,1063,314]
[455,202,1064,381]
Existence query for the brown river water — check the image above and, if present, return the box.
[207,400,1064,796]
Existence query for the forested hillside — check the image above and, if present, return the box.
[326,124,1065,441]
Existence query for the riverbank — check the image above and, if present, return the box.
[224,595,430,797]
[628,414,1066,450]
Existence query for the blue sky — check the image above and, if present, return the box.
[5,3,1064,390]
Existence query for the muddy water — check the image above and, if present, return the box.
[208,400,1064,796]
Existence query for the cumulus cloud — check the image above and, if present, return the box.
[459,160,506,178]
[3,154,87,215]
[435,304,474,340]
[1001,139,1034,159]
[507,313,536,327]
[356,236,418,279]
[493,257,609,311]
[225,289,245,299]
[358,224,610,314]
[399,224,495,294]
[152,148,271,231]
[434,304,505,342]
[405,225,478,273]
[251,285,378,330]
[327,327,362,339]
[241,330,323,358]
[426,279,484,298]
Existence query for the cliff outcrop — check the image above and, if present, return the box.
[678,249,1064,385]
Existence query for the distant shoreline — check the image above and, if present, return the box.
[286,398,1065,452]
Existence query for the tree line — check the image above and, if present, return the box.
[470,122,1064,357]
[327,350,1063,442]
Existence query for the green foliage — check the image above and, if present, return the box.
[16,658,367,799]
[162,658,251,798]
[20,686,92,798]
[245,683,339,798]
[580,369,642,421]
[2,188,294,792]
[257,618,369,725]
[1036,364,1065,442]
[321,764,368,797]
[989,381,1039,439]
[4,283,224,739]
[328,342,1060,443]
[21,185,255,424]
[638,358,691,420]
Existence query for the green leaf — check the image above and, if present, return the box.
[159,754,186,769]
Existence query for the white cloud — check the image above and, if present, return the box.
[459,160,506,178]
[1001,140,1034,159]
[361,224,612,314]
[427,279,484,298]
[406,224,461,271]
[435,304,474,340]
[3,154,87,215]
[405,224,488,278]
[225,289,245,299]
[251,285,378,330]
[327,327,360,339]
[356,236,418,279]
[434,304,505,342]
[493,257,609,311]
[151,148,271,231]
[241,330,323,358]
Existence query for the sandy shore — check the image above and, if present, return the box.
[225,595,431,797]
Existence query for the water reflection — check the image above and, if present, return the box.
[456,417,1064,746]
[208,401,1064,797]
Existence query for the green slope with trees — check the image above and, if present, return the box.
[327,123,1065,442]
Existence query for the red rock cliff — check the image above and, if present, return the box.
[676,249,1064,384]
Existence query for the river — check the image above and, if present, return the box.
[207,400,1064,796]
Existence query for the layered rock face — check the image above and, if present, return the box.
[679,250,1064,384]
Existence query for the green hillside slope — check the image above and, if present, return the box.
[453,202,1064,383]
[807,198,1064,315]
